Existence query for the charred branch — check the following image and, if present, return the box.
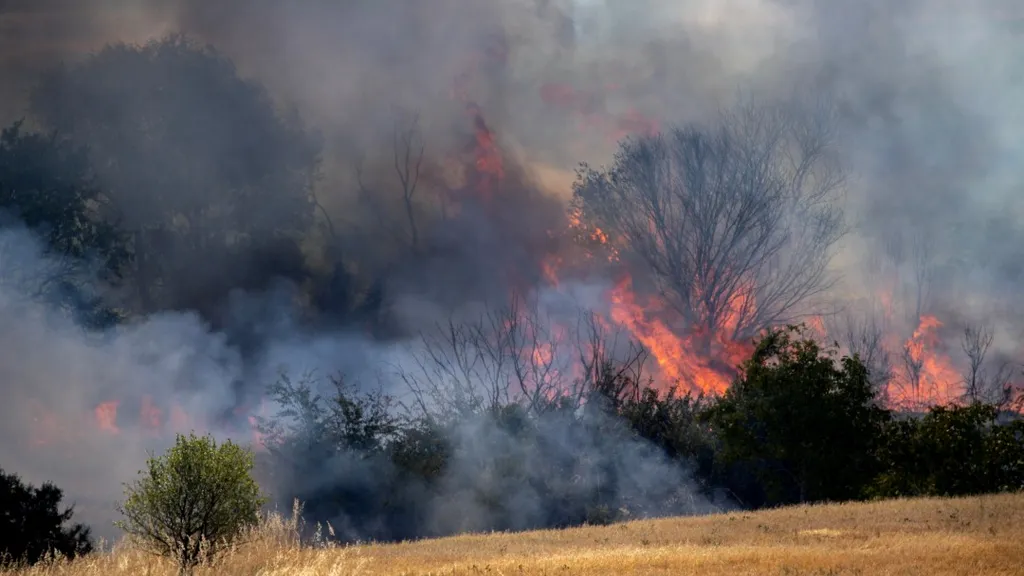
[573,98,846,343]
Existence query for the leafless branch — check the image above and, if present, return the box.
[573,97,845,347]
[394,292,651,420]
[393,115,425,252]
[830,310,892,394]
[896,340,924,410]
[961,323,1015,406]
[346,112,428,255]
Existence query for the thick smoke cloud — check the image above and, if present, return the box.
[0,222,418,541]
[1,0,1024,542]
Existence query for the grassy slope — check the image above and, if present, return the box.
[4,492,1023,575]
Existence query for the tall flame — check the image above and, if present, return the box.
[607,276,745,396]
[890,315,962,409]
[93,400,120,434]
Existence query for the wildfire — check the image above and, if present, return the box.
[93,400,120,434]
[427,33,1022,411]
[890,315,962,409]
[607,276,738,396]
[566,205,619,263]
[464,103,505,199]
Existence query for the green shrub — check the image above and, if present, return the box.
[704,326,890,505]
[870,403,1024,498]
[115,433,266,575]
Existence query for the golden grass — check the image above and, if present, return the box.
[4,493,1023,575]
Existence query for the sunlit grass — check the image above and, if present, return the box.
[4,493,1023,575]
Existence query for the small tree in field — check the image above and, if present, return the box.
[116,433,266,575]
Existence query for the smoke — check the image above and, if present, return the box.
[157,0,1024,344]
[0,219,719,543]
[0,225,231,540]
[2,0,1024,543]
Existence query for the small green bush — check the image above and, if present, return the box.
[115,433,266,575]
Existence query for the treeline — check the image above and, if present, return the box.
[2,33,1024,565]
[0,36,368,333]
[3,326,1023,564]
[251,326,1024,544]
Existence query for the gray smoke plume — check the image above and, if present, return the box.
[1,0,1023,542]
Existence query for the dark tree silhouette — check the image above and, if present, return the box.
[0,120,129,327]
[29,34,321,319]
[705,326,889,505]
[0,468,93,565]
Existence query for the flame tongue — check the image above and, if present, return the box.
[93,400,120,434]
[891,315,962,409]
[606,276,748,396]
[465,104,504,199]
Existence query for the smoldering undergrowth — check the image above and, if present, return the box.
[253,368,727,544]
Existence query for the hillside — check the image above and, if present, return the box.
[4,493,1022,575]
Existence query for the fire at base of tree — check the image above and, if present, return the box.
[1,8,1024,569]
[244,324,1024,546]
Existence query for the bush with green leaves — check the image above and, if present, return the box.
[704,326,891,506]
[115,433,266,575]
[0,468,93,566]
[870,403,1024,498]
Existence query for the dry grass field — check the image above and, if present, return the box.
[3,492,1023,576]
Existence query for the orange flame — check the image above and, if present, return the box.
[607,276,740,396]
[465,104,504,198]
[890,315,962,409]
[94,400,120,434]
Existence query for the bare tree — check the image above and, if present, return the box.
[571,97,846,348]
[960,323,1014,406]
[897,340,924,410]
[346,113,427,254]
[395,291,650,420]
[830,310,893,395]
[878,228,934,326]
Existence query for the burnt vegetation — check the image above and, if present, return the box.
[0,34,1022,565]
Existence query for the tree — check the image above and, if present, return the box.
[571,98,846,348]
[116,433,266,575]
[398,291,650,420]
[705,326,889,506]
[30,34,321,318]
[0,468,93,565]
[0,121,129,327]
[960,324,1015,406]
[252,373,402,542]
[870,403,1024,498]
[829,309,893,395]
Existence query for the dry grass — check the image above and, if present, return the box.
[4,493,1024,575]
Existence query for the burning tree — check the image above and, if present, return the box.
[571,98,846,350]
[397,290,651,419]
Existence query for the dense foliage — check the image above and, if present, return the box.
[28,34,322,320]
[0,469,93,565]
[0,122,129,327]
[115,434,266,575]
[251,328,1024,544]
